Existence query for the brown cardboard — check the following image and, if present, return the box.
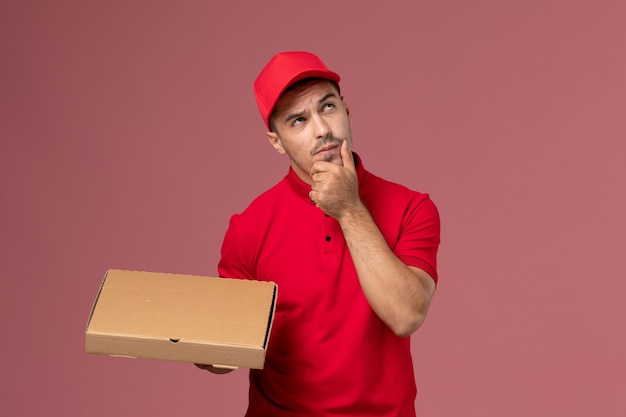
[85,269,277,369]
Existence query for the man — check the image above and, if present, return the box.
[201,51,440,416]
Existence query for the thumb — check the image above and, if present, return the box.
[340,140,355,171]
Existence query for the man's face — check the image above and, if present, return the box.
[266,79,352,185]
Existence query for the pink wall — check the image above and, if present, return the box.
[2,1,625,415]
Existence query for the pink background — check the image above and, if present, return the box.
[2,1,625,415]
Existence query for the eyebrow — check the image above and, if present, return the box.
[284,109,306,125]
[318,92,338,104]
[282,92,339,125]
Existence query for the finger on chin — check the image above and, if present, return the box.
[341,140,354,168]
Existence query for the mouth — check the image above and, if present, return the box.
[314,143,339,156]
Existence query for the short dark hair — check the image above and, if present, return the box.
[268,77,340,133]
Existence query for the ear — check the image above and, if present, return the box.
[266,131,286,155]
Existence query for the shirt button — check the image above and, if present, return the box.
[325,236,331,242]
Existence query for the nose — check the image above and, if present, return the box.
[311,113,331,140]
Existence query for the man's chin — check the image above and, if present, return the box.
[315,152,342,165]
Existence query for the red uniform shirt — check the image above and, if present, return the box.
[218,154,440,416]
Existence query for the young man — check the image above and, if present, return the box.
[205,51,440,416]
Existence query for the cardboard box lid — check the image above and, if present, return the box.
[85,269,277,369]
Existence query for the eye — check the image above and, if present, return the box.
[323,103,335,111]
[292,117,305,126]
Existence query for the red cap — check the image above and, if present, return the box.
[254,51,341,130]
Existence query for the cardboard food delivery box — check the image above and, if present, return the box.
[85,269,277,369]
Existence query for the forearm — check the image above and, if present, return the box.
[338,203,435,337]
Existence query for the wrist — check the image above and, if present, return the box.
[336,200,368,225]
